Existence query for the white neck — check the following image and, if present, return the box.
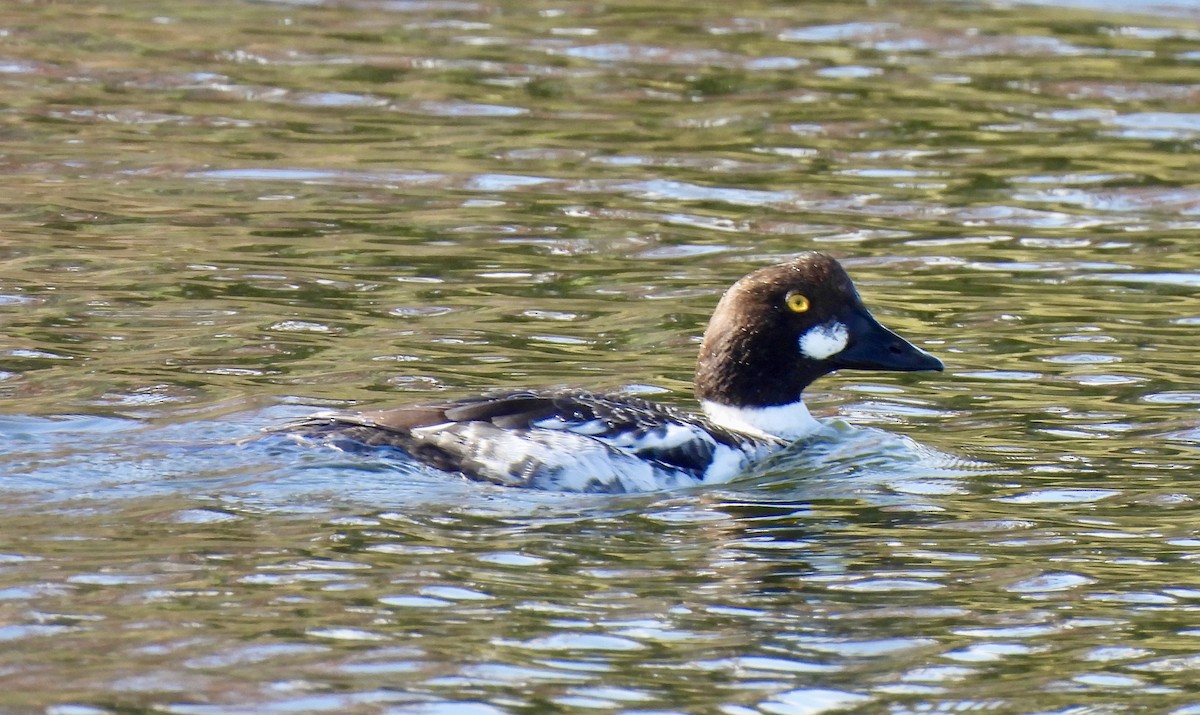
[701,399,822,442]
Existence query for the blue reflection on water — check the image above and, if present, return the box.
[0,406,987,515]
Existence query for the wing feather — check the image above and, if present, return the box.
[280,388,779,491]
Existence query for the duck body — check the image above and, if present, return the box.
[283,253,943,493]
[289,389,786,493]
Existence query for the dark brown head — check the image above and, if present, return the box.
[695,253,942,409]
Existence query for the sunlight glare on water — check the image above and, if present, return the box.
[2,0,1200,712]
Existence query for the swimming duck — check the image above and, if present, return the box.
[285,253,943,492]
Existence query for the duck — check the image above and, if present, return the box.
[283,253,943,493]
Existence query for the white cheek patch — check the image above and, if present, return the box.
[799,321,849,360]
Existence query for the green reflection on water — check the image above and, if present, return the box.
[2,0,1200,711]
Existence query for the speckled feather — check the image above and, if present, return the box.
[286,389,784,492]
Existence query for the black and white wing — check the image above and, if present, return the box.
[283,389,780,492]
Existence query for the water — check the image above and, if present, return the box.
[3,0,1200,711]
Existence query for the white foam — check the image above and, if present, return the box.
[701,399,821,442]
[799,321,848,360]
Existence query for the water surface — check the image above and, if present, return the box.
[3,0,1200,712]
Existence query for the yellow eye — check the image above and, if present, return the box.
[785,292,810,313]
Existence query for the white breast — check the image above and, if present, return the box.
[701,399,822,442]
